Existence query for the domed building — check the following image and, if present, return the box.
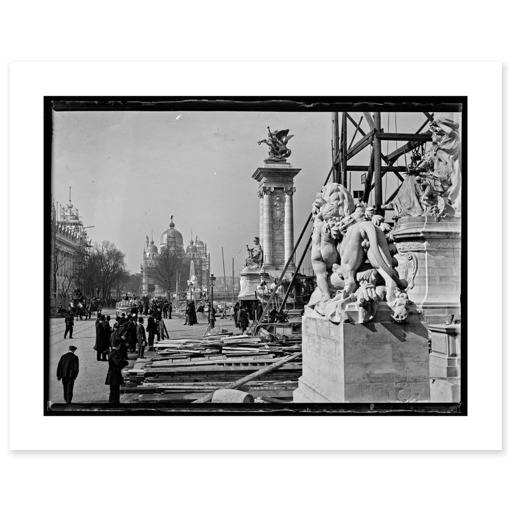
[141,216,209,298]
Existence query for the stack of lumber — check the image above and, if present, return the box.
[122,333,301,403]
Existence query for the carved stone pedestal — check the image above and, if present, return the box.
[393,217,461,324]
[429,323,461,402]
[293,306,431,403]
[238,268,263,301]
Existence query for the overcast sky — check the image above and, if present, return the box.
[51,109,456,275]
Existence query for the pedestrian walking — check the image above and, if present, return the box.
[168,302,173,319]
[95,314,110,361]
[238,305,249,334]
[184,301,197,326]
[124,315,137,353]
[105,340,128,404]
[137,317,147,358]
[146,315,157,350]
[56,345,79,404]
[233,301,240,329]
[64,308,74,339]
[130,303,138,322]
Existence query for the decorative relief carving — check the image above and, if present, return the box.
[284,186,296,196]
[261,186,274,195]
[396,241,428,252]
[395,252,418,291]
[273,195,284,227]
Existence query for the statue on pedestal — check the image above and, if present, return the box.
[244,237,263,270]
[308,183,413,324]
[258,127,294,163]
[385,116,461,219]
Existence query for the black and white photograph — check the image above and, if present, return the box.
[3,3,510,510]
[45,98,466,414]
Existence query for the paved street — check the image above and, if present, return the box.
[49,308,238,404]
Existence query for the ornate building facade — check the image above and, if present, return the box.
[141,216,209,298]
[50,198,90,305]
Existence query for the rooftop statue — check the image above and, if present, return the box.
[258,127,294,163]
[385,116,461,219]
[307,183,413,324]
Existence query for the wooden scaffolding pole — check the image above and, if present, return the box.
[341,112,348,188]
[373,112,382,214]
[332,112,341,183]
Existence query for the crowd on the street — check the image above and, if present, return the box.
[58,296,290,405]
[232,300,288,335]
[56,297,216,405]
[59,303,173,405]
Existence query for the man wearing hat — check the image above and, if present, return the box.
[64,307,74,339]
[105,340,128,404]
[56,345,79,404]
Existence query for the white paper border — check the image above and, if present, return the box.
[9,62,502,450]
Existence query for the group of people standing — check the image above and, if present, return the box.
[233,302,250,334]
[184,301,198,325]
[57,298,222,405]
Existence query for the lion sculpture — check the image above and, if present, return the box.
[308,183,412,324]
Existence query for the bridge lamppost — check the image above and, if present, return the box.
[209,273,216,329]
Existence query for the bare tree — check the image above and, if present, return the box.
[125,273,143,295]
[81,241,129,301]
[147,247,184,298]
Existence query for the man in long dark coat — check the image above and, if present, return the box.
[146,315,158,351]
[95,314,110,361]
[64,308,74,339]
[105,340,128,404]
[56,345,79,403]
[137,317,147,358]
[238,306,249,334]
[233,302,240,328]
[185,302,197,326]
[130,303,138,322]
[124,316,137,353]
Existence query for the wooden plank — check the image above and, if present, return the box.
[346,130,375,160]
[341,112,347,187]
[346,113,366,137]
[192,352,302,403]
[346,165,407,172]
[363,149,374,203]
[376,132,432,142]
[363,112,376,130]
[142,363,302,374]
[385,140,425,164]
[373,112,382,213]
[348,116,363,150]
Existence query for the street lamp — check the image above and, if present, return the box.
[209,273,216,329]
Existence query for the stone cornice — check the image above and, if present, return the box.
[252,164,301,183]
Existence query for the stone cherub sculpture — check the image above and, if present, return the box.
[307,183,413,324]
[258,127,294,162]
[244,236,263,269]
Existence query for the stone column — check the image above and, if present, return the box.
[262,186,273,266]
[257,189,264,244]
[284,186,295,265]
[252,163,301,278]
